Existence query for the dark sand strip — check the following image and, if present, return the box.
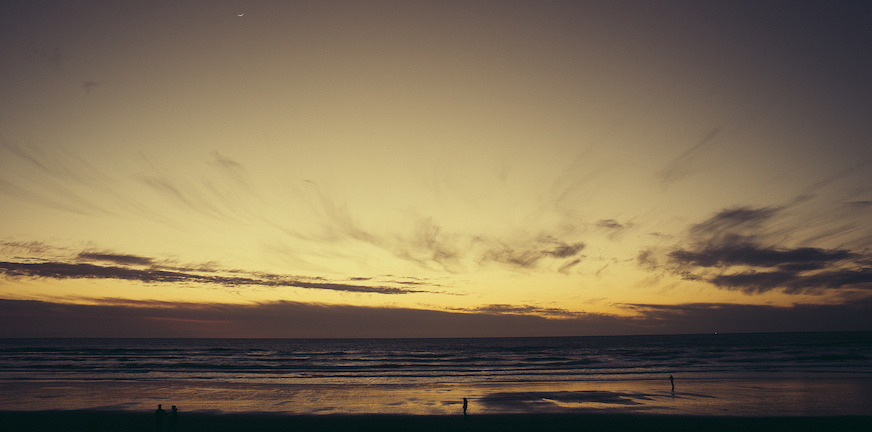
[2,411,871,432]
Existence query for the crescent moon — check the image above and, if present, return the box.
[237,13,244,17]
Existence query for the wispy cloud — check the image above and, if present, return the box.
[208,151,250,188]
[0,142,263,229]
[645,206,872,295]
[656,128,721,187]
[596,219,625,231]
[452,303,584,319]
[288,182,589,274]
[595,219,632,239]
[37,46,63,67]
[136,174,232,220]
[687,206,778,240]
[82,80,103,93]
[479,239,586,271]
[845,200,872,209]
[0,240,57,257]
[390,217,466,271]
[635,249,658,272]
[77,252,154,266]
[800,157,872,196]
[0,141,114,216]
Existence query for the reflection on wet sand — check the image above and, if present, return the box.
[480,390,652,411]
[1,378,870,417]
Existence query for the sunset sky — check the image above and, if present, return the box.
[2,1,871,337]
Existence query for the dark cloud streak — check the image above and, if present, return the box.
[669,241,854,270]
[0,260,429,295]
[655,206,872,294]
[711,268,872,294]
[77,252,154,266]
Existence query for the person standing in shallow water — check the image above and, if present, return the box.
[154,404,166,432]
[463,397,468,416]
[670,375,675,392]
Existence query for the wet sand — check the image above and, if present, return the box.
[2,377,871,416]
[1,410,871,432]
[2,377,871,431]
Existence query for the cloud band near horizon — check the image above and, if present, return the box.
[0,258,432,295]
[1,297,869,338]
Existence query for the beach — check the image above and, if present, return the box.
[2,377,871,416]
[1,377,871,431]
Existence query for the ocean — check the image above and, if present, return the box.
[1,332,871,416]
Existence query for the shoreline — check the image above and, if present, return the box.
[2,410,871,432]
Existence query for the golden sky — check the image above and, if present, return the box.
[1,1,871,337]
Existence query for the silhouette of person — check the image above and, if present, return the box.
[670,375,675,392]
[169,405,178,432]
[155,404,166,432]
[463,397,468,416]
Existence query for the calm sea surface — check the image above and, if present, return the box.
[2,332,870,384]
